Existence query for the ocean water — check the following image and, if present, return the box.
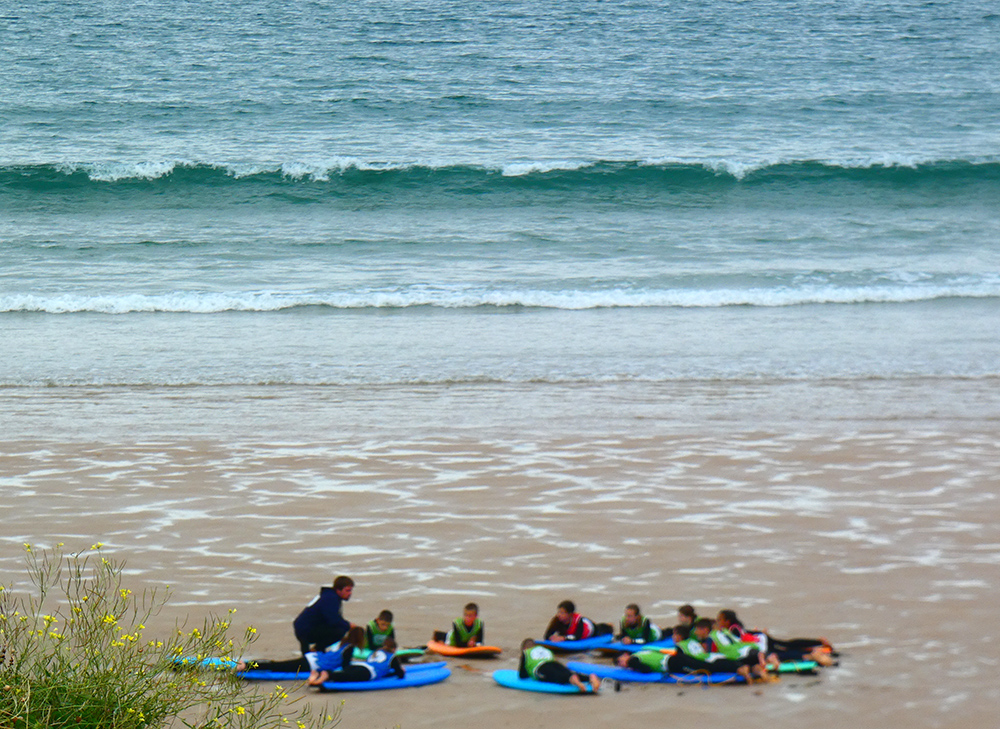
[2,0,999,436]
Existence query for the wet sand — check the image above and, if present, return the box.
[2,422,999,728]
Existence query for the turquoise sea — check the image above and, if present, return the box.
[2,0,999,437]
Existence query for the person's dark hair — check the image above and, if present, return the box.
[346,626,365,647]
[625,603,641,614]
[673,624,691,640]
[557,600,575,613]
[678,604,696,618]
[377,609,393,622]
[333,575,354,591]
[464,602,479,613]
[694,618,713,630]
[520,638,535,651]
[383,637,397,652]
[718,609,740,625]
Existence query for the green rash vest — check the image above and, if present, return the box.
[619,616,662,643]
[366,619,393,648]
[678,636,732,664]
[709,628,757,660]
[676,637,709,659]
[631,649,669,672]
[449,617,482,646]
[523,645,555,678]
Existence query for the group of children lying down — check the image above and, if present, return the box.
[240,603,485,685]
[245,586,835,690]
[535,601,835,690]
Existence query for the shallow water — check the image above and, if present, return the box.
[2,426,998,727]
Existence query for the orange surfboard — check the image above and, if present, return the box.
[426,640,502,657]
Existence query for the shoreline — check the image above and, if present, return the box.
[2,375,999,443]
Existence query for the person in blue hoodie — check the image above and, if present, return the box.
[293,575,356,655]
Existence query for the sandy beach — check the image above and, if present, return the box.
[3,394,998,729]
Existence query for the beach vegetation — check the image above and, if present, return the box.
[0,544,341,729]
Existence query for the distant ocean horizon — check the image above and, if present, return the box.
[2,0,998,429]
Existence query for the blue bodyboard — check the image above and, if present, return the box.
[320,664,450,691]
[492,669,596,694]
[534,634,614,652]
[599,637,676,653]
[567,661,746,685]
[243,660,447,682]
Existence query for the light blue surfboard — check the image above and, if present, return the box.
[492,669,596,694]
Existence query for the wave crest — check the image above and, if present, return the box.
[4,282,999,314]
[3,156,998,188]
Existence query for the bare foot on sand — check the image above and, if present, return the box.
[307,670,329,686]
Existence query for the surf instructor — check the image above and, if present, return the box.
[293,575,356,655]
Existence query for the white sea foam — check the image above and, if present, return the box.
[27,152,1000,182]
[499,160,591,176]
[4,279,999,314]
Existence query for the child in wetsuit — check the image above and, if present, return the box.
[617,603,663,645]
[676,604,698,627]
[305,625,366,686]
[666,624,769,681]
[717,609,835,666]
[319,637,405,684]
[366,609,396,650]
[444,603,484,647]
[519,639,601,692]
[543,600,613,641]
[693,618,766,671]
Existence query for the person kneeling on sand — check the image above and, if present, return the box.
[520,639,601,693]
[293,575,356,655]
